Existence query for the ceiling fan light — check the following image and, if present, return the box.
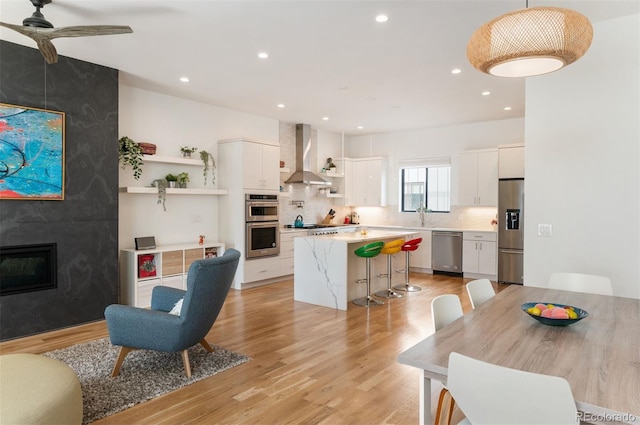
[467,6,593,78]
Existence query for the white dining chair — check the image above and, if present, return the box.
[431,295,464,425]
[447,352,578,425]
[548,272,613,296]
[465,279,495,309]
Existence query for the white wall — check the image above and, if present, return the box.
[118,86,279,250]
[524,14,640,299]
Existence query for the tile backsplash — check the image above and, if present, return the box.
[279,182,497,231]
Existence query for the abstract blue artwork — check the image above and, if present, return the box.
[0,103,65,200]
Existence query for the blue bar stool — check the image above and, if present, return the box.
[374,238,405,299]
[352,241,385,306]
[393,237,423,292]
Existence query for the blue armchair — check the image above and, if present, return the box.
[104,248,240,378]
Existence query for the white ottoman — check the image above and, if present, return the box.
[0,353,82,425]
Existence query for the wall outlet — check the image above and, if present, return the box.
[537,224,552,237]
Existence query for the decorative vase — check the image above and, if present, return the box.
[168,181,176,188]
[179,182,187,189]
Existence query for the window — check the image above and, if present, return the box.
[400,158,450,213]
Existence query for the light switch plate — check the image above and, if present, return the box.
[538,224,553,237]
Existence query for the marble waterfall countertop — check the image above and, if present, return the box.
[293,229,418,310]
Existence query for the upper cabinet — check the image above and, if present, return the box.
[498,145,525,179]
[218,138,280,192]
[458,149,498,206]
[352,157,387,207]
[332,157,386,206]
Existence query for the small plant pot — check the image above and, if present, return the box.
[168,181,176,188]
[182,152,191,158]
[178,183,187,189]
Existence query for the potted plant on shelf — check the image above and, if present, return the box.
[177,172,190,188]
[165,173,178,188]
[180,146,198,158]
[200,150,216,186]
[118,136,144,180]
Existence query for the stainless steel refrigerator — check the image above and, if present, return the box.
[498,179,524,284]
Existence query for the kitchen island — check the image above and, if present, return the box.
[294,229,418,310]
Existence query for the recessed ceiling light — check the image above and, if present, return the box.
[277,104,285,108]
[451,68,462,74]
[179,77,189,83]
[322,117,329,121]
[375,14,389,23]
[504,106,512,111]
[258,52,269,59]
[357,126,364,130]
[482,91,491,96]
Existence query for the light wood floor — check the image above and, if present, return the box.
[0,273,508,425]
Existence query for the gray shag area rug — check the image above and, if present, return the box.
[44,338,250,424]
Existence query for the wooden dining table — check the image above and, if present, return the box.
[397,285,640,425]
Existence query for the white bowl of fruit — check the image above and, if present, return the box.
[521,302,589,326]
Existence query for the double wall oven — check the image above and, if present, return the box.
[245,194,280,259]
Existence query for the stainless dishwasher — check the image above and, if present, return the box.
[432,231,463,275]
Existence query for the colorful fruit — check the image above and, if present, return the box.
[527,307,542,316]
[528,303,578,320]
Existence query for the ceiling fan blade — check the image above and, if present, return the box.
[43,25,133,39]
[35,38,58,64]
[1,22,131,64]
[0,21,58,63]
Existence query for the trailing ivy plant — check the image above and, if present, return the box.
[199,150,216,186]
[151,178,168,211]
[118,136,144,180]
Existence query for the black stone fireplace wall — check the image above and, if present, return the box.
[0,41,119,340]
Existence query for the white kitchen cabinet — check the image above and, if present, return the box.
[219,138,280,191]
[462,232,496,278]
[120,243,224,308]
[352,157,387,206]
[244,257,281,283]
[279,230,304,276]
[498,145,525,178]
[242,142,280,190]
[458,150,498,206]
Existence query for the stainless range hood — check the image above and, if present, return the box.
[284,124,329,185]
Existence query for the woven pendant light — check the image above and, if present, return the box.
[467,6,593,77]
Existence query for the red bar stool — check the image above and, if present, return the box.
[374,239,405,299]
[393,237,423,292]
[352,241,385,307]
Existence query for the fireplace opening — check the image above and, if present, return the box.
[0,243,57,296]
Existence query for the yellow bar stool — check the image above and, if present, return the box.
[352,241,385,307]
[374,238,405,299]
[393,237,423,292]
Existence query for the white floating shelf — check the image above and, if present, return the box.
[279,167,291,173]
[323,171,344,178]
[119,187,228,196]
[141,155,203,166]
[327,193,344,198]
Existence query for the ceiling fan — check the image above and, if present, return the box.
[0,0,133,64]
